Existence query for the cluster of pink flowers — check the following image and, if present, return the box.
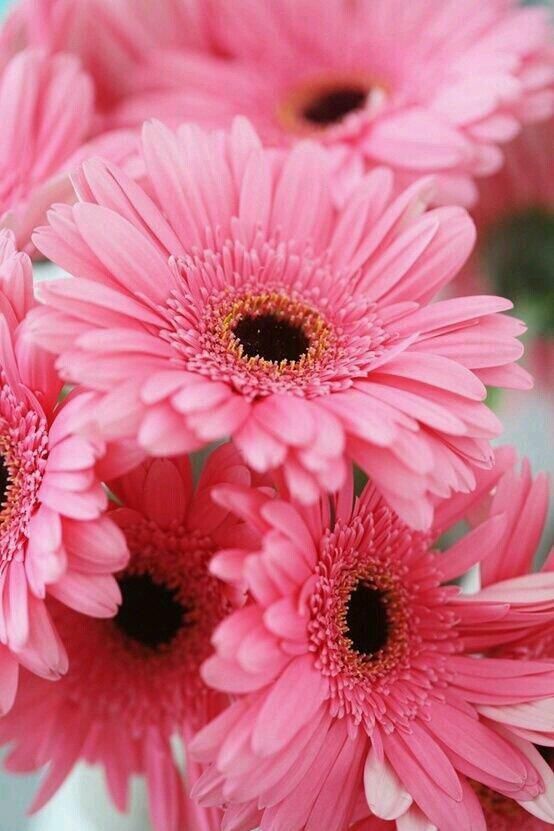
[0,1,552,830]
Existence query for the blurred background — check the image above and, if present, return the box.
[0,0,552,828]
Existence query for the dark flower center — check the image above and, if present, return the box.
[0,456,10,506]
[346,582,389,657]
[302,85,367,126]
[483,206,554,334]
[115,574,186,649]
[233,313,310,363]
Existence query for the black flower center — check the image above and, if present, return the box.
[115,574,186,649]
[302,85,367,126]
[483,206,554,334]
[233,313,310,363]
[0,457,10,506]
[346,583,389,657]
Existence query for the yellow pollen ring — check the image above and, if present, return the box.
[277,72,384,135]
[219,292,332,371]
[339,568,411,679]
[0,440,22,528]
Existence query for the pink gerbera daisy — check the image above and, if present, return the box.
[0,0,130,115]
[0,230,130,715]
[0,0,210,119]
[190,448,554,831]
[0,445,256,831]
[108,0,554,205]
[353,456,554,831]
[29,119,530,530]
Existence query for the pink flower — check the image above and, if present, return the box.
[0,0,129,113]
[477,458,554,751]
[0,230,130,715]
[109,0,554,205]
[30,119,530,530]
[189,447,554,831]
[0,0,210,117]
[0,445,256,831]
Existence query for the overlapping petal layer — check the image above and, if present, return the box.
[0,230,129,713]
[29,119,530,529]
[191,451,554,831]
[0,445,255,831]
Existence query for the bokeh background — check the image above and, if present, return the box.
[0,0,551,828]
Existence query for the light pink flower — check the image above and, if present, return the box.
[109,0,554,205]
[0,0,127,111]
[0,0,210,116]
[29,119,530,530]
[0,445,257,831]
[189,448,554,831]
[0,230,130,715]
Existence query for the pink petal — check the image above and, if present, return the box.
[73,202,173,304]
[143,459,188,528]
[252,655,327,756]
[426,701,527,784]
[0,647,19,716]
[144,731,183,831]
[63,516,129,574]
[365,108,473,169]
[437,513,507,582]
[260,500,317,567]
[138,404,200,456]
[48,572,121,619]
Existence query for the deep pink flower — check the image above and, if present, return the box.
[352,456,554,831]
[30,119,530,529]
[0,230,130,715]
[189,448,554,831]
[0,445,256,831]
[108,0,554,205]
